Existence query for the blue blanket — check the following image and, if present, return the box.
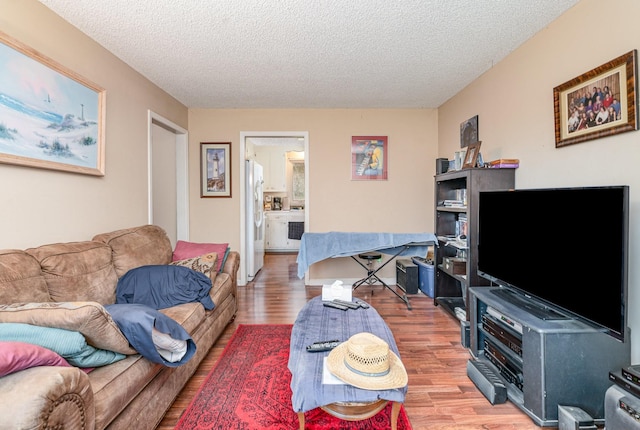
[105,304,195,367]
[296,232,437,278]
[116,265,214,310]
[288,296,406,412]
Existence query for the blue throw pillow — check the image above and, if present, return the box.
[0,323,125,368]
[218,247,230,273]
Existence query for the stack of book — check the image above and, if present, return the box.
[488,158,519,169]
[609,364,640,397]
[441,199,465,208]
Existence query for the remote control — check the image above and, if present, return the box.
[323,301,348,311]
[331,299,360,309]
[354,300,370,309]
[312,339,339,345]
[306,340,341,352]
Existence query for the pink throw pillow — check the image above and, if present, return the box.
[0,341,71,376]
[173,240,228,272]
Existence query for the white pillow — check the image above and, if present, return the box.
[151,328,187,362]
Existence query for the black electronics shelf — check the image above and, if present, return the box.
[433,168,515,321]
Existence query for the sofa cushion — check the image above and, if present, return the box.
[92,225,173,278]
[0,323,126,368]
[0,302,136,355]
[169,252,217,279]
[0,250,51,304]
[26,241,118,304]
[159,302,206,335]
[0,341,71,376]
[173,240,229,272]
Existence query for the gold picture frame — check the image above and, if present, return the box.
[462,141,481,169]
[554,50,637,148]
[0,31,106,176]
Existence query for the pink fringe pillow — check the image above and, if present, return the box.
[173,241,228,272]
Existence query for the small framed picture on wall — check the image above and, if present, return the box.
[351,136,388,180]
[200,142,231,197]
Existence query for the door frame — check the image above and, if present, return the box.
[239,131,309,286]
[147,110,189,242]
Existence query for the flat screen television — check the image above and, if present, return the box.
[477,186,629,341]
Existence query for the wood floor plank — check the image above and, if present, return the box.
[157,252,559,430]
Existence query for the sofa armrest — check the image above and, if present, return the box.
[0,366,95,430]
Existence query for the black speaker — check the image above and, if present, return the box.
[436,158,449,174]
[460,320,470,348]
[466,359,507,405]
[396,259,418,294]
[557,405,596,430]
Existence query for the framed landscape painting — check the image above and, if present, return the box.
[351,136,388,180]
[554,50,637,148]
[0,31,106,175]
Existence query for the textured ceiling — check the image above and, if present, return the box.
[38,0,579,109]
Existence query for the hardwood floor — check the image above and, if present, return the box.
[158,253,554,430]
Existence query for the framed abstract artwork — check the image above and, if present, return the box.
[0,31,106,175]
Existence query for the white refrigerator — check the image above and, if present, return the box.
[246,160,265,280]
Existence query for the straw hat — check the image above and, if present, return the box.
[326,332,408,390]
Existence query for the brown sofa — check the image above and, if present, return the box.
[0,225,239,430]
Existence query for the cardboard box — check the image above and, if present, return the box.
[443,257,466,275]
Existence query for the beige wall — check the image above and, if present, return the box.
[0,0,187,248]
[5,0,639,359]
[438,0,640,361]
[188,109,438,282]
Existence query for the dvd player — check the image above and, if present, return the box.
[482,313,523,356]
[486,306,523,334]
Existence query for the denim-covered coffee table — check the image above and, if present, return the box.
[288,295,407,429]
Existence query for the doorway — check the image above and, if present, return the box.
[239,131,309,286]
[148,111,189,245]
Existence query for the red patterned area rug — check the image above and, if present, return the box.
[175,324,412,429]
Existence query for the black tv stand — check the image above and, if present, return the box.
[490,288,567,320]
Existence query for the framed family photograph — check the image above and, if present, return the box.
[351,136,388,180]
[0,31,106,175]
[200,142,231,198]
[462,141,481,169]
[554,50,638,148]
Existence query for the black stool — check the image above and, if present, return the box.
[350,244,417,310]
[352,252,385,290]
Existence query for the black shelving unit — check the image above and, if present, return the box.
[433,168,515,320]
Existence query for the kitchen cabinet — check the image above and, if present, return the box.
[265,211,304,251]
[255,147,286,191]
